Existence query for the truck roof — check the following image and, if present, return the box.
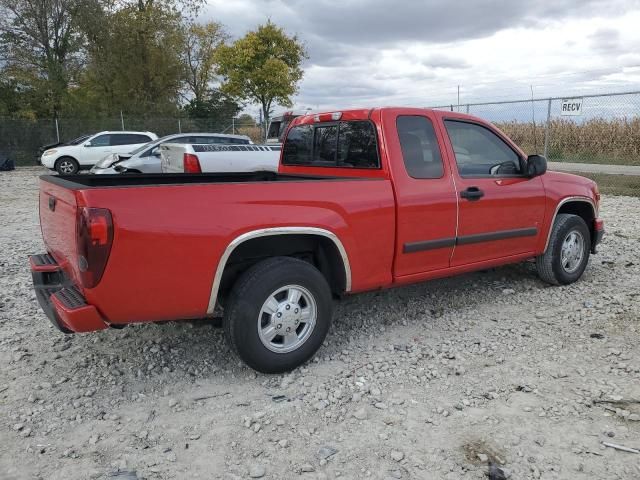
[289,107,481,127]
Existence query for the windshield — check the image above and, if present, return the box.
[128,134,177,155]
[67,134,91,145]
[128,142,154,155]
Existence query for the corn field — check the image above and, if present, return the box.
[433,90,640,167]
[498,117,640,166]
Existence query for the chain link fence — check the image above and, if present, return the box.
[0,115,265,166]
[430,90,640,165]
[1,91,638,195]
[430,90,640,196]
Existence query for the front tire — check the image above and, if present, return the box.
[55,157,79,175]
[536,213,591,285]
[224,257,333,373]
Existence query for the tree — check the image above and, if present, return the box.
[236,113,256,127]
[183,88,241,127]
[79,1,186,114]
[182,21,227,103]
[216,21,306,136]
[0,0,85,117]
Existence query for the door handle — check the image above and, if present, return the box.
[460,186,484,201]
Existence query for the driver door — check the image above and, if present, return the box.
[83,134,113,164]
[441,119,546,266]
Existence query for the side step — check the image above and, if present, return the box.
[53,286,87,309]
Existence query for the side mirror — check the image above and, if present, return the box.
[84,142,92,147]
[526,154,547,178]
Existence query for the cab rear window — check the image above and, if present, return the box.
[282,121,379,168]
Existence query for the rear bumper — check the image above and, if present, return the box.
[29,254,108,333]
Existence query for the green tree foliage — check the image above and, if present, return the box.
[183,89,241,124]
[0,0,85,117]
[236,113,256,127]
[182,21,228,103]
[0,3,306,125]
[216,21,307,134]
[78,1,186,115]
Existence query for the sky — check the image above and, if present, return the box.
[202,0,640,115]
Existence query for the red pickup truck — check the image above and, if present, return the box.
[30,107,604,373]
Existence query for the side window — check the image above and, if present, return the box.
[396,116,444,179]
[337,121,379,168]
[111,134,151,146]
[444,121,522,177]
[88,134,110,147]
[128,134,152,144]
[282,121,380,168]
[313,125,338,164]
[267,121,281,139]
[282,125,313,165]
[110,134,132,146]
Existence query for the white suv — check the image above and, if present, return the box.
[41,131,158,174]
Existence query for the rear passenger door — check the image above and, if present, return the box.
[110,134,152,154]
[384,112,458,277]
[442,119,546,266]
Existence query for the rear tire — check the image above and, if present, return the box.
[55,157,79,175]
[223,257,333,373]
[536,213,590,285]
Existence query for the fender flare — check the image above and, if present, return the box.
[207,227,352,315]
[543,196,596,252]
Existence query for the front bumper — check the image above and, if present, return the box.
[591,218,605,253]
[29,254,108,333]
[89,165,118,174]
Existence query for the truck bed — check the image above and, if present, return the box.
[43,171,355,189]
[36,172,396,328]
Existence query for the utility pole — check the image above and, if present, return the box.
[544,98,552,158]
[457,85,460,111]
[120,111,125,130]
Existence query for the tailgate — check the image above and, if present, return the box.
[39,177,81,287]
[160,144,186,173]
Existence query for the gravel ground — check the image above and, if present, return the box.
[1,167,639,480]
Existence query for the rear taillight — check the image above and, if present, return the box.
[183,153,201,173]
[77,207,113,288]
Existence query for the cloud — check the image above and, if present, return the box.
[589,27,621,53]
[201,0,640,112]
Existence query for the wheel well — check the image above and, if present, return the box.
[218,234,347,303]
[557,201,595,237]
[55,156,78,166]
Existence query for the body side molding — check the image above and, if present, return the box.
[206,227,352,315]
[403,227,538,254]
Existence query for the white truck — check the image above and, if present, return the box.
[266,110,308,144]
[160,143,282,173]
